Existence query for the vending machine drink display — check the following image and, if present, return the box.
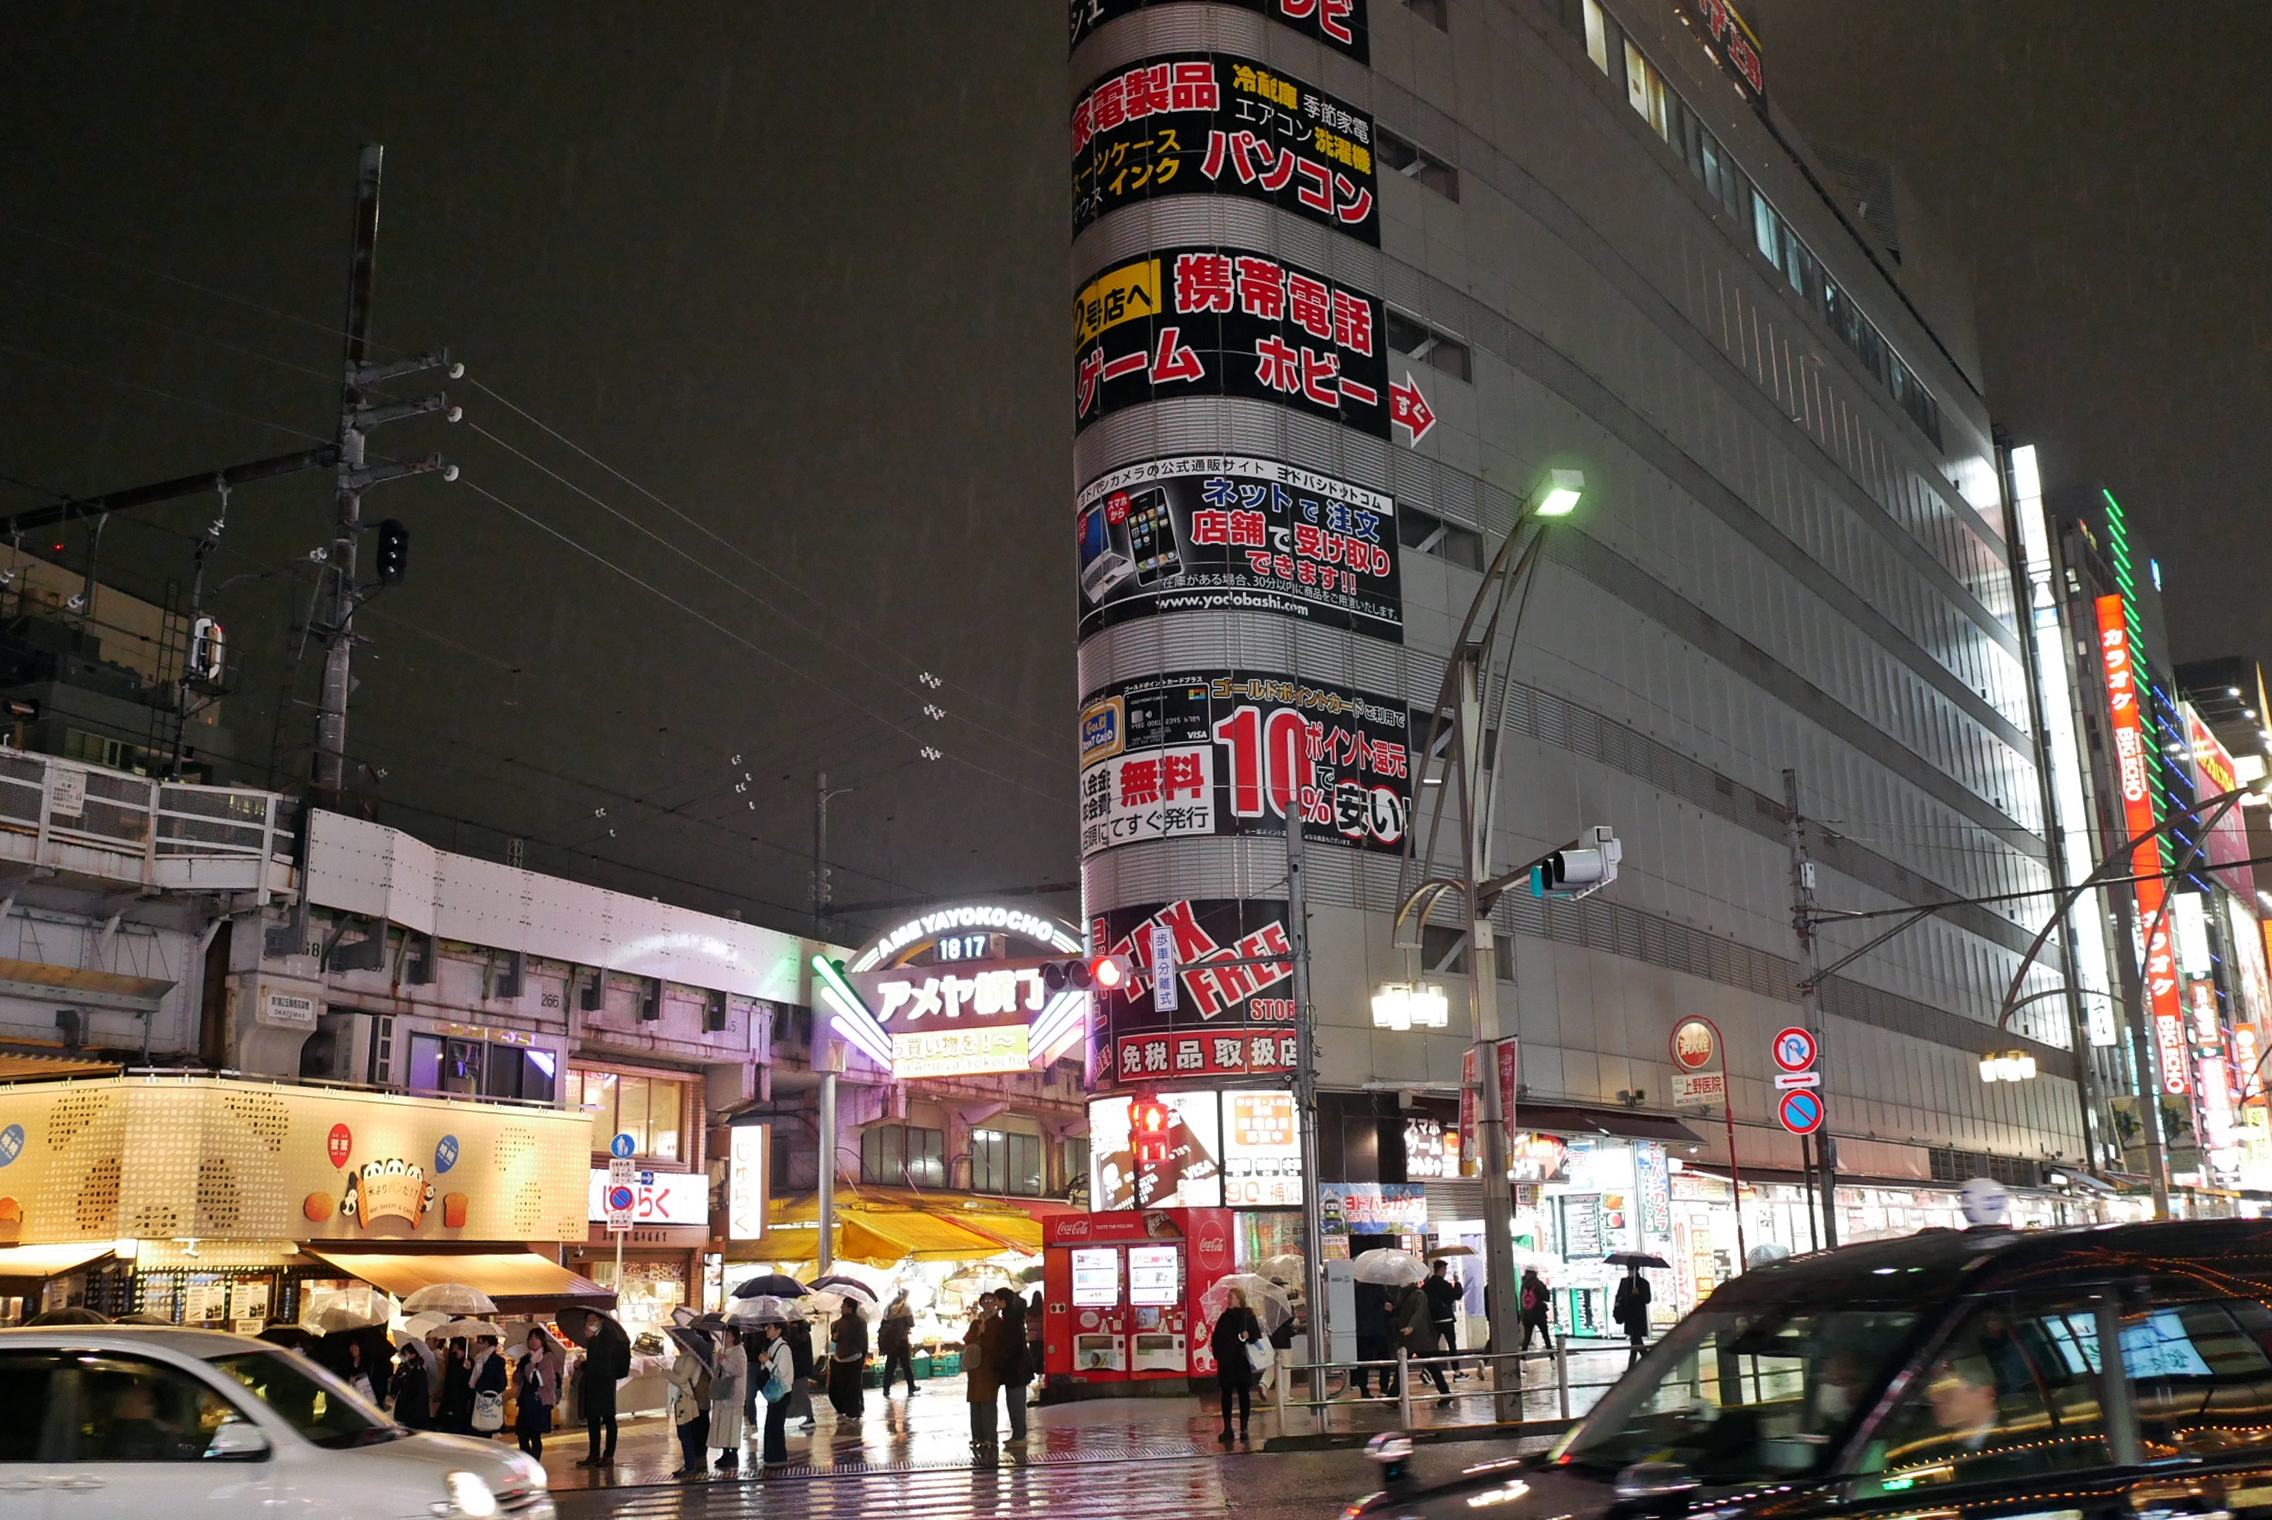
[1041,1207,1236,1395]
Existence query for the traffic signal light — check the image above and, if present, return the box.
[1132,1092,1172,1167]
[1040,953,1134,993]
[374,519,410,585]
[1532,824,1622,900]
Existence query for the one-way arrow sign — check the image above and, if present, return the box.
[1390,372,1437,445]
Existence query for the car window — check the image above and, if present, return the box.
[1850,1292,2112,1496]
[2120,1293,2272,1461]
[207,1349,398,1449]
[0,1351,60,1461]
[54,1352,248,1462]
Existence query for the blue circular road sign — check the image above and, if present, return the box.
[1778,1088,1824,1135]
[610,1132,636,1159]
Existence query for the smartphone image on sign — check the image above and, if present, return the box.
[1120,487,1183,585]
[1079,501,1136,603]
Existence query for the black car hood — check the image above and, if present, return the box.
[1357,1457,1611,1518]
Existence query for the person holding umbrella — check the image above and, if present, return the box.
[1209,1285,1265,1446]
[568,1309,632,1468]
[993,1287,1033,1445]
[391,1339,433,1430]
[709,1320,746,1472]
[1611,1256,1658,1365]
[756,1318,796,1471]
[1395,1280,1450,1401]
[663,1329,713,1480]
[962,1296,1000,1452]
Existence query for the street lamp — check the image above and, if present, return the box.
[1371,982,1451,1032]
[1979,1050,2039,1083]
[1531,468,1584,517]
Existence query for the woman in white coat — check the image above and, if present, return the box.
[709,1329,748,1471]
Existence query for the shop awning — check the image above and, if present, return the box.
[0,1051,122,1083]
[304,1249,615,1315]
[0,1242,117,1280]
[1518,1105,1705,1147]
[754,1194,1038,1267]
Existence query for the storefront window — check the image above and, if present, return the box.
[861,1125,945,1187]
[590,1258,685,1343]
[405,1036,556,1104]
[566,1067,684,1160]
[972,1129,1044,1197]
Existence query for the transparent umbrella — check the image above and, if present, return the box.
[1198,1273,1294,1334]
[302,1285,393,1334]
[402,1283,496,1316]
[1256,1253,1306,1285]
[1350,1249,1429,1287]
[725,1294,806,1326]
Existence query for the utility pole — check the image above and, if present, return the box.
[2107,887,2173,1218]
[1458,648,1522,1421]
[310,143,459,810]
[812,772,853,937]
[1783,768,1838,1249]
[1284,669,1328,1387]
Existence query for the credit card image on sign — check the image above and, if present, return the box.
[1121,486,1184,584]
[1078,499,1135,601]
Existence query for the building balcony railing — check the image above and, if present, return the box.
[0,746,294,900]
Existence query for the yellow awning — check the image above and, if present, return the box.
[753,1203,1025,1266]
[0,1242,116,1279]
[304,1249,615,1314]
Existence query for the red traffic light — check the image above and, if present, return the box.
[1133,1093,1172,1166]
[1090,953,1133,991]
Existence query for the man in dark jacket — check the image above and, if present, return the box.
[576,1315,631,1467]
[1423,1261,1463,1376]
[1396,1280,1451,1400]
[1518,1267,1554,1349]
[1613,1266,1653,1365]
[1352,1277,1397,1397]
[994,1289,1033,1443]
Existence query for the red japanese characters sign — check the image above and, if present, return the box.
[1078,669,1409,858]
[1073,53,1379,244]
[1090,898,1303,1090]
[1076,455,1400,641]
[1673,0,1765,104]
[2098,593,2189,1098]
[1074,245,1390,437]
[1071,0,1367,64]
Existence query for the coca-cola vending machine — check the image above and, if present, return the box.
[1042,1207,1236,1394]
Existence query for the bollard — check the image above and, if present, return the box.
[1555,1340,1570,1420]
[1278,1357,1294,1434]
[1397,1348,1414,1428]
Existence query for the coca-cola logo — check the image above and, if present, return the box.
[1196,1218,1230,1268]
[1055,1217,1091,1239]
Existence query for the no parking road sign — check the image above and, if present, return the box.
[1778,1087,1825,1134]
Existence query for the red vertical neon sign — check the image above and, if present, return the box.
[2097,594,2191,1096]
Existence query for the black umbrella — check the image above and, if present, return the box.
[732,1274,810,1299]
[1605,1251,1670,1269]
[809,1275,878,1302]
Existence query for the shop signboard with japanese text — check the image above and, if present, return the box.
[1073,53,1378,242]
[1074,246,1389,437]
[1090,898,1300,1087]
[1079,670,1409,859]
[2097,595,2190,1099]
[1222,1089,1302,1206]
[1317,1182,1426,1236]
[1070,0,1368,64]
[1077,456,1399,640]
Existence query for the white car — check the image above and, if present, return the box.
[0,1326,552,1520]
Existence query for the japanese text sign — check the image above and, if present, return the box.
[1073,53,1378,243]
[2097,594,2188,1097]
[1076,455,1400,640]
[1672,0,1764,103]
[1078,668,1410,859]
[1071,0,1368,63]
[1074,245,1390,437]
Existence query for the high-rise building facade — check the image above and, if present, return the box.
[1070,0,2097,1310]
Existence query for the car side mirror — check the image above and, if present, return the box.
[1614,1460,1700,1506]
[204,1418,272,1461]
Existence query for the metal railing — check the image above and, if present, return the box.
[1262,1343,1637,1435]
[0,747,292,898]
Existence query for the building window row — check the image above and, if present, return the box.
[971,1128,1046,1197]
[1568,0,1943,450]
[861,1123,947,1188]
[565,1065,686,1161]
[1385,308,1473,381]
[1376,127,1459,201]
[1397,504,1485,570]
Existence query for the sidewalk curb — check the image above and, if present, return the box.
[1260,1418,1572,1454]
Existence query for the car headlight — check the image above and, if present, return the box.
[509,1452,548,1491]
[442,1471,498,1519]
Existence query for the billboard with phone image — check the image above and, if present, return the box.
[1076,455,1400,640]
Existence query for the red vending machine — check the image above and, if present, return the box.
[1041,1207,1236,1396]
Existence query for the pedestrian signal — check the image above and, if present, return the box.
[1132,1093,1172,1166]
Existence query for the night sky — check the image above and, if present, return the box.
[0,4,2259,942]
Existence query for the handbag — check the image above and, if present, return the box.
[1245,1339,1274,1374]
[471,1390,505,1433]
